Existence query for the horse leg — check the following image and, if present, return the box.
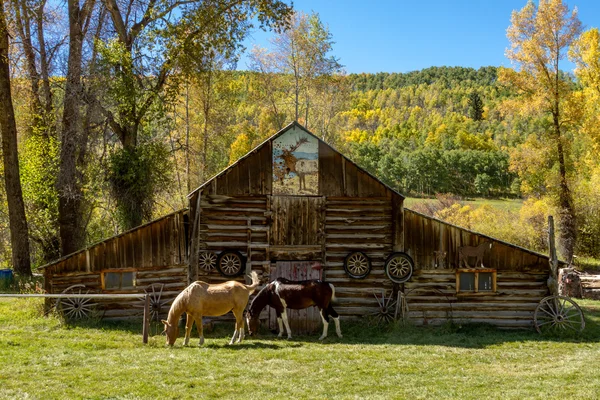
[184,313,194,346]
[328,305,342,338]
[194,315,204,346]
[281,310,292,339]
[230,309,244,345]
[276,313,284,338]
[318,309,329,340]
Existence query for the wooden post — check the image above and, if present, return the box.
[187,191,202,284]
[548,216,559,296]
[142,294,150,344]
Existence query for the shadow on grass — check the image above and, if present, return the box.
[58,301,600,350]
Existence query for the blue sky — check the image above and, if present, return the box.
[240,0,600,74]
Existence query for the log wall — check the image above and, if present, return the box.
[42,210,188,320]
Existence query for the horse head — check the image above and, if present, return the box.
[246,310,260,336]
[161,319,179,346]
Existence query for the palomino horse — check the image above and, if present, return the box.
[246,278,342,340]
[161,271,260,346]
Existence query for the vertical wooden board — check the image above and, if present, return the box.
[392,194,404,252]
[165,216,174,266]
[343,160,358,197]
[262,142,273,195]
[127,234,136,269]
[216,173,226,195]
[248,151,261,194]
[318,142,343,197]
[133,229,143,269]
[77,252,87,273]
[148,223,158,267]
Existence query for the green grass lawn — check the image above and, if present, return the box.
[1,298,600,399]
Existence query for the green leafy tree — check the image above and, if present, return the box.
[98,0,292,229]
[468,91,484,121]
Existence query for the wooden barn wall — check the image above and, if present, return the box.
[43,210,188,320]
[322,196,396,319]
[404,270,548,328]
[402,209,550,272]
[196,194,271,282]
[400,209,551,328]
[200,143,272,197]
[318,141,389,198]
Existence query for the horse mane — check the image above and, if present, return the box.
[166,285,190,325]
[248,284,271,317]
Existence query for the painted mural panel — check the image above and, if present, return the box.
[273,127,319,195]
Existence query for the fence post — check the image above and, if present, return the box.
[142,294,150,344]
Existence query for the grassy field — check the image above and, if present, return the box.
[1,298,600,399]
[404,197,524,213]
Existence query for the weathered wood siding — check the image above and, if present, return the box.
[42,210,188,320]
[401,209,552,328]
[193,194,271,282]
[323,196,396,318]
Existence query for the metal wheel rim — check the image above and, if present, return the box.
[220,253,242,275]
[534,295,585,334]
[60,284,97,320]
[199,251,217,271]
[347,253,369,277]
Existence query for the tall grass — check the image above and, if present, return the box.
[1,298,600,399]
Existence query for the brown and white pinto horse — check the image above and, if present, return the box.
[161,271,260,346]
[246,278,342,340]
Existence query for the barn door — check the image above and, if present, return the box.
[270,196,324,246]
[269,261,323,334]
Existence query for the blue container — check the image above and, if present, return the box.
[0,268,13,282]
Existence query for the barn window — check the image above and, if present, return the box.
[456,269,496,294]
[103,271,136,290]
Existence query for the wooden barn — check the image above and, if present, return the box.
[41,122,558,331]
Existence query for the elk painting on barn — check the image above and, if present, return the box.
[273,129,318,195]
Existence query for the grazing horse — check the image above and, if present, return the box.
[161,271,260,346]
[458,242,493,268]
[246,278,342,340]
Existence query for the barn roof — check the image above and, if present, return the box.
[187,121,405,200]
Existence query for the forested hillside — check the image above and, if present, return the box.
[2,1,600,273]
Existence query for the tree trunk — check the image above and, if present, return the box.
[58,0,87,256]
[553,112,576,261]
[0,0,32,276]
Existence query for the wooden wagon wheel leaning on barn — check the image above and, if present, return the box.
[216,250,246,277]
[534,295,585,334]
[143,283,166,323]
[384,252,414,284]
[344,251,371,279]
[198,251,217,271]
[56,284,100,321]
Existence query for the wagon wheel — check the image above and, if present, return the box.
[216,250,245,277]
[385,252,414,284]
[198,251,217,271]
[534,295,585,334]
[344,251,371,279]
[144,283,166,323]
[57,284,99,321]
[370,290,398,324]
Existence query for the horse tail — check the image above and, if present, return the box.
[246,271,260,294]
[328,283,337,302]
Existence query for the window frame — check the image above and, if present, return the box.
[101,269,137,291]
[455,268,497,295]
